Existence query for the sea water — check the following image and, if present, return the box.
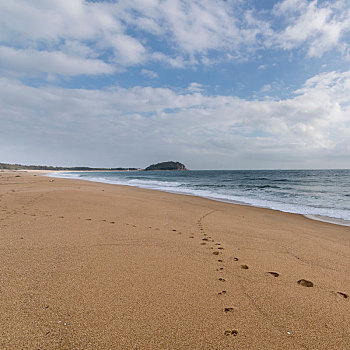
[50,169,350,226]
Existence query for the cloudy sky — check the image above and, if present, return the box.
[1,0,350,169]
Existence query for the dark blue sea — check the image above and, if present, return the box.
[51,169,350,226]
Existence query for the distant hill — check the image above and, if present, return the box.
[0,162,140,171]
[144,161,187,171]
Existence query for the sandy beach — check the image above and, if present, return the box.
[0,171,349,350]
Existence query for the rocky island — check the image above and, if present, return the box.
[144,161,187,171]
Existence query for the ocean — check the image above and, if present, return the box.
[50,169,350,226]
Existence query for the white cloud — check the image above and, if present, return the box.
[1,1,350,169]
[0,0,145,75]
[0,0,119,42]
[188,82,205,92]
[121,0,350,62]
[123,0,267,61]
[260,84,272,93]
[1,70,350,168]
[272,0,350,57]
[141,69,158,79]
[0,46,114,76]
[151,52,187,68]
[0,0,349,78]
[107,34,147,66]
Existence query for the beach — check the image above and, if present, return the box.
[1,171,349,349]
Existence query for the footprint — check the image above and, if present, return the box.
[224,330,238,336]
[218,290,227,295]
[233,257,239,261]
[213,251,220,255]
[218,278,226,282]
[267,272,279,277]
[297,279,314,287]
[202,238,209,241]
[200,242,207,245]
[189,236,194,238]
[109,221,115,224]
[218,247,224,250]
[240,265,249,270]
[224,307,234,313]
[218,259,223,263]
[337,292,348,299]
[86,218,92,221]
[172,229,177,232]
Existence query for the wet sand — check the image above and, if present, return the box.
[0,171,349,349]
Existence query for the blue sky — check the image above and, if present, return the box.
[1,0,350,169]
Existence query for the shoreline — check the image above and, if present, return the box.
[1,171,350,349]
[47,170,350,228]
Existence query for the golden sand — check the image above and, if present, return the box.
[0,171,349,349]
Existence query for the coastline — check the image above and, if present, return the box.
[1,171,349,349]
[48,170,350,228]
[305,214,350,228]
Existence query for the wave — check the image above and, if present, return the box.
[48,171,350,225]
[255,185,281,189]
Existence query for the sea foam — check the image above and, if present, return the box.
[49,169,350,226]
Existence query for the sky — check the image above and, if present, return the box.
[1,0,350,170]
